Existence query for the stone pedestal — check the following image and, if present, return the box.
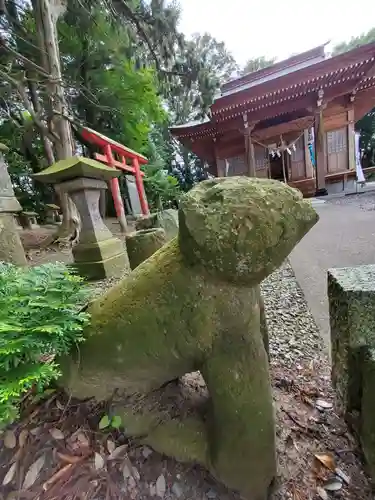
[0,150,27,265]
[59,177,129,280]
[328,265,375,415]
[33,156,130,280]
[328,265,375,483]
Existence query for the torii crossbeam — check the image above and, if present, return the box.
[81,127,149,232]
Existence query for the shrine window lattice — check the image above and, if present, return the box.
[326,128,347,155]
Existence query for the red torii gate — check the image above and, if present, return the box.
[81,127,149,232]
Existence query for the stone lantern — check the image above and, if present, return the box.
[34,156,129,280]
[0,144,27,265]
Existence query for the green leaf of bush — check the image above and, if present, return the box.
[99,415,110,430]
[111,416,122,429]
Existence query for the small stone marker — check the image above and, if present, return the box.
[0,146,27,265]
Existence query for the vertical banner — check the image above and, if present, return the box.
[355,132,365,183]
[308,127,316,169]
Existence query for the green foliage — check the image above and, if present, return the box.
[143,161,180,210]
[99,414,122,430]
[59,2,167,153]
[0,262,90,427]
[242,56,276,75]
[332,28,375,55]
[0,0,233,206]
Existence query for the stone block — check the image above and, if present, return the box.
[0,155,22,213]
[361,348,375,483]
[157,209,179,240]
[73,238,126,263]
[126,228,166,269]
[73,250,129,281]
[328,265,375,415]
[135,210,178,241]
[0,152,26,265]
[0,213,27,265]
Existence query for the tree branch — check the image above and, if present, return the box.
[113,0,162,73]
[0,68,60,143]
[0,42,51,77]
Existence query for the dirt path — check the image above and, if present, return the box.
[290,192,375,349]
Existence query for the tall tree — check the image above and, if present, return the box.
[332,28,375,55]
[164,32,237,190]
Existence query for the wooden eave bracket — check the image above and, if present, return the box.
[242,113,258,134]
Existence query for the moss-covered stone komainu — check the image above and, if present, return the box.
[61,177,318,500]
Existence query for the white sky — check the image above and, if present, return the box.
[178,0,375,66]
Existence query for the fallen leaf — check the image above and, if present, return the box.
[56,400,65,411]
[132,467,140,480]
[107,440,115,454]
[108,444,128,461]
[156,474,166,497]
[335,467,350,485]
[316,399,333,411]
[315,453,336,471]
[67,430,90,453]
[4,430,16,449]
[123,464,131,479]
[49,428,64,440]
[98,415,110,430]
[316,486,329,500]
[22,454,45,490]
[128,476,136,490]
[142,446,153,458]
[2,463,17,486]
[30,427,41,436]
[5,491,18,500]
[56,452,84,464]
[18,430,28,448]
[94,452,105,470]
[42,464,72,491]
[324,478,343,492]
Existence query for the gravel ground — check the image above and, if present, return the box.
[0,262,372,500]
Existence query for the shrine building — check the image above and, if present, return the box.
[170,42,375,197]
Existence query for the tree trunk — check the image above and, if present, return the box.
[31,0,81,246]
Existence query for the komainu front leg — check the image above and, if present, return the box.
[202,327,276,500]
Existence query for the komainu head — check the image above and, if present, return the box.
[179,177,318,285]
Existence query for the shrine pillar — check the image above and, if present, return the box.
[216,159,227,177]
[244,128,256,177]
[347,107,356,172]
[314,96,327,195]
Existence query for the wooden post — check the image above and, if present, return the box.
[314,108,327,196]
[216,159,227,177]
[347,108,356,172]
[105,144,128,233]
[132,157,149,216]
[244,129,256,177]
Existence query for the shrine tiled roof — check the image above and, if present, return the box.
[170,42,375,140]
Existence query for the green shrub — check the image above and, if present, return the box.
[0,262,90,427]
